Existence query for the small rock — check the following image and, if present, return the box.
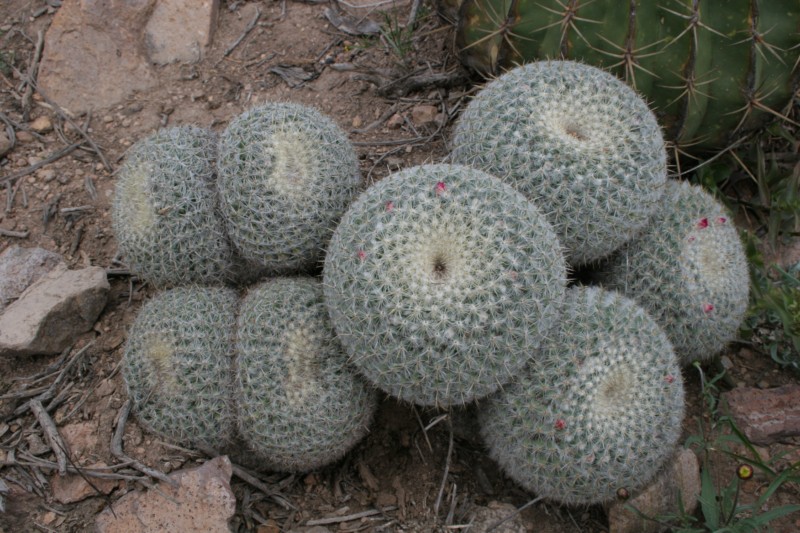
[15,131,35,143]
[0,264,109,356]
[51,463,118,504]
[256,520,281,533]
[25,433,50,456]
[757,380,770,389]
[607,448,700,533]
[410,105,439,127]
[0,246,64,312]
[351,115,363,129]
[720,355,734,370]
[0,131,12,158]
[95,456,236,533]
[468,501,526,533]
[29,116,53,133]
[721,385,800,445]
[386,113,405,129]
[60,421,99,460]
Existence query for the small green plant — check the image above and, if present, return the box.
[379,11,415,65]
[629,363,800,532]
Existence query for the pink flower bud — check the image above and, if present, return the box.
[435,181,446,195]
[703,303,714,313]
[717,216,727,224]
[357,250,367,261]
[697,218,709,229]
[554,418,566,430]
[385,201,394,212]
[665,374,675,384]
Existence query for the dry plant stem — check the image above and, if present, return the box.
[0,140,84,186]
[29,400,68,475]
[306,507,398,526]
[231,464,295,510]
[21,30,44,121]
[0,228,29,238]
[111,400,176,486]
[224,7,261,57]
[434,417,454,518]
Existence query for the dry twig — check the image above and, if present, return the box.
[29,400,68,475]
[111,400,176,486]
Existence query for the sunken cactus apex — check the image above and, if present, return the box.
[122,286,238,451]
[234,277,377,472]
[217,102,362,276]
[479,286,685,506]
[112,126,235,287]
[451,60,667,266]
[601,179,750,365]
[323,164,567,408]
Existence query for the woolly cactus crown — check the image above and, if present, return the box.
[217,102,362,275]
[601,179,750,364]
[479,286,684,506]
[451,60,667,265]
[323,163,567,407]
[122,286,238,451]
[235,277,377,472]
[112,126,235,287]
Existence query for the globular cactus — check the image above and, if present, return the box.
[451,60,667,266]
[601,179,750,365]
[112,126,235,287]
[479,286,685,506]
[217,103,362,276]
[323,164,567,407]
[234,277,377,472]
[454,0,800,154]
[122,287,238,451]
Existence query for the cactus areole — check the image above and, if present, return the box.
[455,0,800,153]
[323,164,567,408]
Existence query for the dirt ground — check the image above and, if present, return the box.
[1,1,799,532]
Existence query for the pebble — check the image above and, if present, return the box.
[720,355,734,369]
[29,116,53,133]
[15,131,35,143]
[757,380,770,389]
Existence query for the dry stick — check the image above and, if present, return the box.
[29,400,68,475]
[0,140,84,186]
[484,495,545,533]
[111,400,176,486]
[231,464,295,511]
[433,416,454,518]
[21,30,45,121]
[407,0,423,29]
[306,507,397,527]
[224,7,261,57]
[0,228,29,238]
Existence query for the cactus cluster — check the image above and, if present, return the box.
[112,126,235,287]
[112,103,361,287]
[601,180,750,364]
[453,0,800,154]
[122,286,239,451]
[451,60,667,265]
[218,103,362,275]
[323,164,567,407]
[122,279,377,472]
[235,278,377,472]
[479,286,685,505]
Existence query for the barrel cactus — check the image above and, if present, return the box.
[454,0,800,153]
[451,60,667,265]
[479,286,685,506]
[601,179,750,365]
[234,277,377,472]
[122,286,238,451]
[112,126,235,287]
[323,164,567,407]
[217,102,362,275]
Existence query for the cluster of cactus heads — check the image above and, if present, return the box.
[112,103,361,287]
[218,103,362,275]
[601,180,750,364]
[323,164,567,407]
[112,126,236,287]
[122,280,377,472]
[121,287,239,451]
[453,0,800,154]
[235,278,377,472]
[479,286,685,505]
[451,60,667,265]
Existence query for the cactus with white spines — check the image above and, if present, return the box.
[217,102,362,275]
[479,286,685,506]
[234,277,377,472]
[323,163,567,407]
[601,179,750,364]
[112,126,235,287]
[451,60,667,266]
[122,287,238,451]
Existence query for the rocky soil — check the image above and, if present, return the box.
[1,1,799,532]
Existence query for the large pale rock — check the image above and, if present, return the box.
[38,0,220,113]
[145,0,220,64]
[0,264,109,356]
[0,246,63,312]
[51,463,118,504]
[95,456,236,533]
[607,448,700,533]
[722,385,800,445]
